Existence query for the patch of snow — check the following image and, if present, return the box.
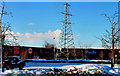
[66,64,118,75]
[0,62,119,75]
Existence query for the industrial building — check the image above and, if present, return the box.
[2,45,120,63]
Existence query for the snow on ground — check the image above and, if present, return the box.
[66,64,119,75]
[0,62,119,75]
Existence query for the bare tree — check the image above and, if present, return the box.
[97,11,119,69]
[0,0,18,46]
[0,0,19,72]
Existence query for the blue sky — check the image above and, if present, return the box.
[3,2,118,48]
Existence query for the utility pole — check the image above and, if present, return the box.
[0,0,4,72]
[59,3,75,60]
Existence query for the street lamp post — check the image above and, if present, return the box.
[53,37,56,60]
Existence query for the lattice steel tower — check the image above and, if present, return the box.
[58,3,75,60]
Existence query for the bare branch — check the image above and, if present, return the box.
[112,11,118,22]
[104,14,112,24]
[113,28,120,37]
[97,11,119,49]
[106,29,111,35]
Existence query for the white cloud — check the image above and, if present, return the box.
[28,22,35,25]
[16,29,61,44]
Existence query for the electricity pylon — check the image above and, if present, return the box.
[58,3,75,60]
